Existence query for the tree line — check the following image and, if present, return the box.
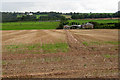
[1,11,119,22]
[1,12,63,22]
[71,12,119,19]
[57,21,120,29]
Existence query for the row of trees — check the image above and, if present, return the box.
[38,13,63,21]
[2,12,18,22]
[56,21,120,29]
[1,11,120,22]
[71,12,119,19]
[1,12,65,22]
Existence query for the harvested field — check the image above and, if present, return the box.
[2,29,119,78]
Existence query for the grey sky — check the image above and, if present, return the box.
[1,0,119,13]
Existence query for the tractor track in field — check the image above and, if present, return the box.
[65,30,118,54]
[70,31,101,52]
[65,30,78,52]
[65,30,92,52]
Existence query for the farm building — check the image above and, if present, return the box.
[64,23,94,29]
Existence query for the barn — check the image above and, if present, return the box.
[64,23,94,29]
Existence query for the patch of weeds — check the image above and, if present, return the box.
[82,42,89,46]
[41,43,69,54]
[2,61,7,65]
[27,45,36,50]
[5,43,69,54]
[27,44,40,50]
[5,44,26,53]
[84,64,87,67]
[103,54,117,58]
[43,58,50,62]
[104,41,120,45]
[103,54,111,58]
[6,45,19,49]
[91,47,97,51]
[90,41,101,45]
[53,57,63,62]
[2,72,7,75]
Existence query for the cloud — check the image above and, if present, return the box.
[2,2,35,12]
[118,1,120,11]
[1,0,119,13]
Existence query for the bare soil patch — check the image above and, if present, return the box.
[2,29,119,78]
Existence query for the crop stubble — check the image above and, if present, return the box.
[2,29,118,78]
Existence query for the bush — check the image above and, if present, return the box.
[115,23,120,29]
[56,20,69,29]
[56,22,64,29]
[89,22,119,29]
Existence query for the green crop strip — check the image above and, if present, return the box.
[5,43,69,54]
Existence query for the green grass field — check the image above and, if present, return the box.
[69,19,118,24]
[2,21,59,30]
[36,14,48,19]
[1,19,118,30]
[17,14,48,19]
[62,15,71,18]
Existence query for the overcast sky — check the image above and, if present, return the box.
[1,0,120,13]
